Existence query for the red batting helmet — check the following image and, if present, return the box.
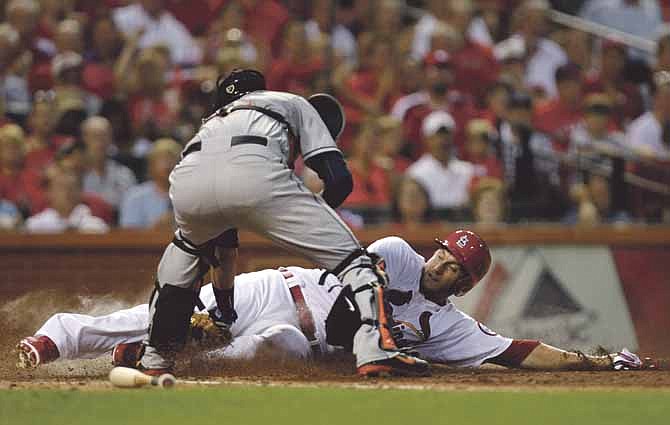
[435,230,491,286]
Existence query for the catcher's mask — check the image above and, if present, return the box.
[307,93,346,140]
[214,68,266,110]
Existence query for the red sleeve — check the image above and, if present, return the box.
[486,339,541,368]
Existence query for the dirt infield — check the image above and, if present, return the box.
[3,366,670,392]
[2,290,670,392]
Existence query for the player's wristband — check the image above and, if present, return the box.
[212,287,237,325]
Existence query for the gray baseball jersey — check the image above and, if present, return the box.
[169,90,359,270]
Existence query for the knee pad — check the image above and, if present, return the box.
[157,242,208,290]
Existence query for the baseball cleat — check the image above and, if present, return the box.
[112,342,144,368]
[357,354,431,378]
[137,365,174,377]
[16,336,60,369]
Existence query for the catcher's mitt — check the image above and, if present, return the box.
[188,313,233,349]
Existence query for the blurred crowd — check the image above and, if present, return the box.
[1,0,670,234]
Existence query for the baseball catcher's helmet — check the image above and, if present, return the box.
[435,230,491,286]
[214,68,266,109]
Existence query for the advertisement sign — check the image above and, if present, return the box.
[453,247,639,352]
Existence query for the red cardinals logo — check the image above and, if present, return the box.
[457,235,469,248]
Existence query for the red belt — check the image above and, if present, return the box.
[279,268,322,356]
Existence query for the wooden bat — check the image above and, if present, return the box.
[109,367,176,389]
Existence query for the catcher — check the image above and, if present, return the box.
[17,231,650,373]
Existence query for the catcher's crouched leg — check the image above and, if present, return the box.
[141,284,198,371]
[140,240,203,373]
[334,253,430,377]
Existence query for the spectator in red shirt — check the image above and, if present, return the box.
[23,94,62,173]
[392,49,480,159]
[533,62,584,152]
[30,19,84,91]
[240,0,290,60]
[0,123,43,215]
[332,32,401,152]
[166,0,220,36]
[24,167,109,233]
[125,47,180,145]
[49,141,114,224]
[463,118,504,180]
[50,52,101,128]
[266,20,323,96]
[37,0,66,40]
[437,3,501,102]
[30,18,87,92]
[342,119,392,209]
[81,16,124,100]
[583,39,644,129]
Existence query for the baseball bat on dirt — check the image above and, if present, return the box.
[109,367,176,389]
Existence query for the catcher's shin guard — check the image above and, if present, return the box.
[140,240,205,370]
[146,284,198,354]
[333,252,430,376]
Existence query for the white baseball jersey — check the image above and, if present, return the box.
[368,237,512,367]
